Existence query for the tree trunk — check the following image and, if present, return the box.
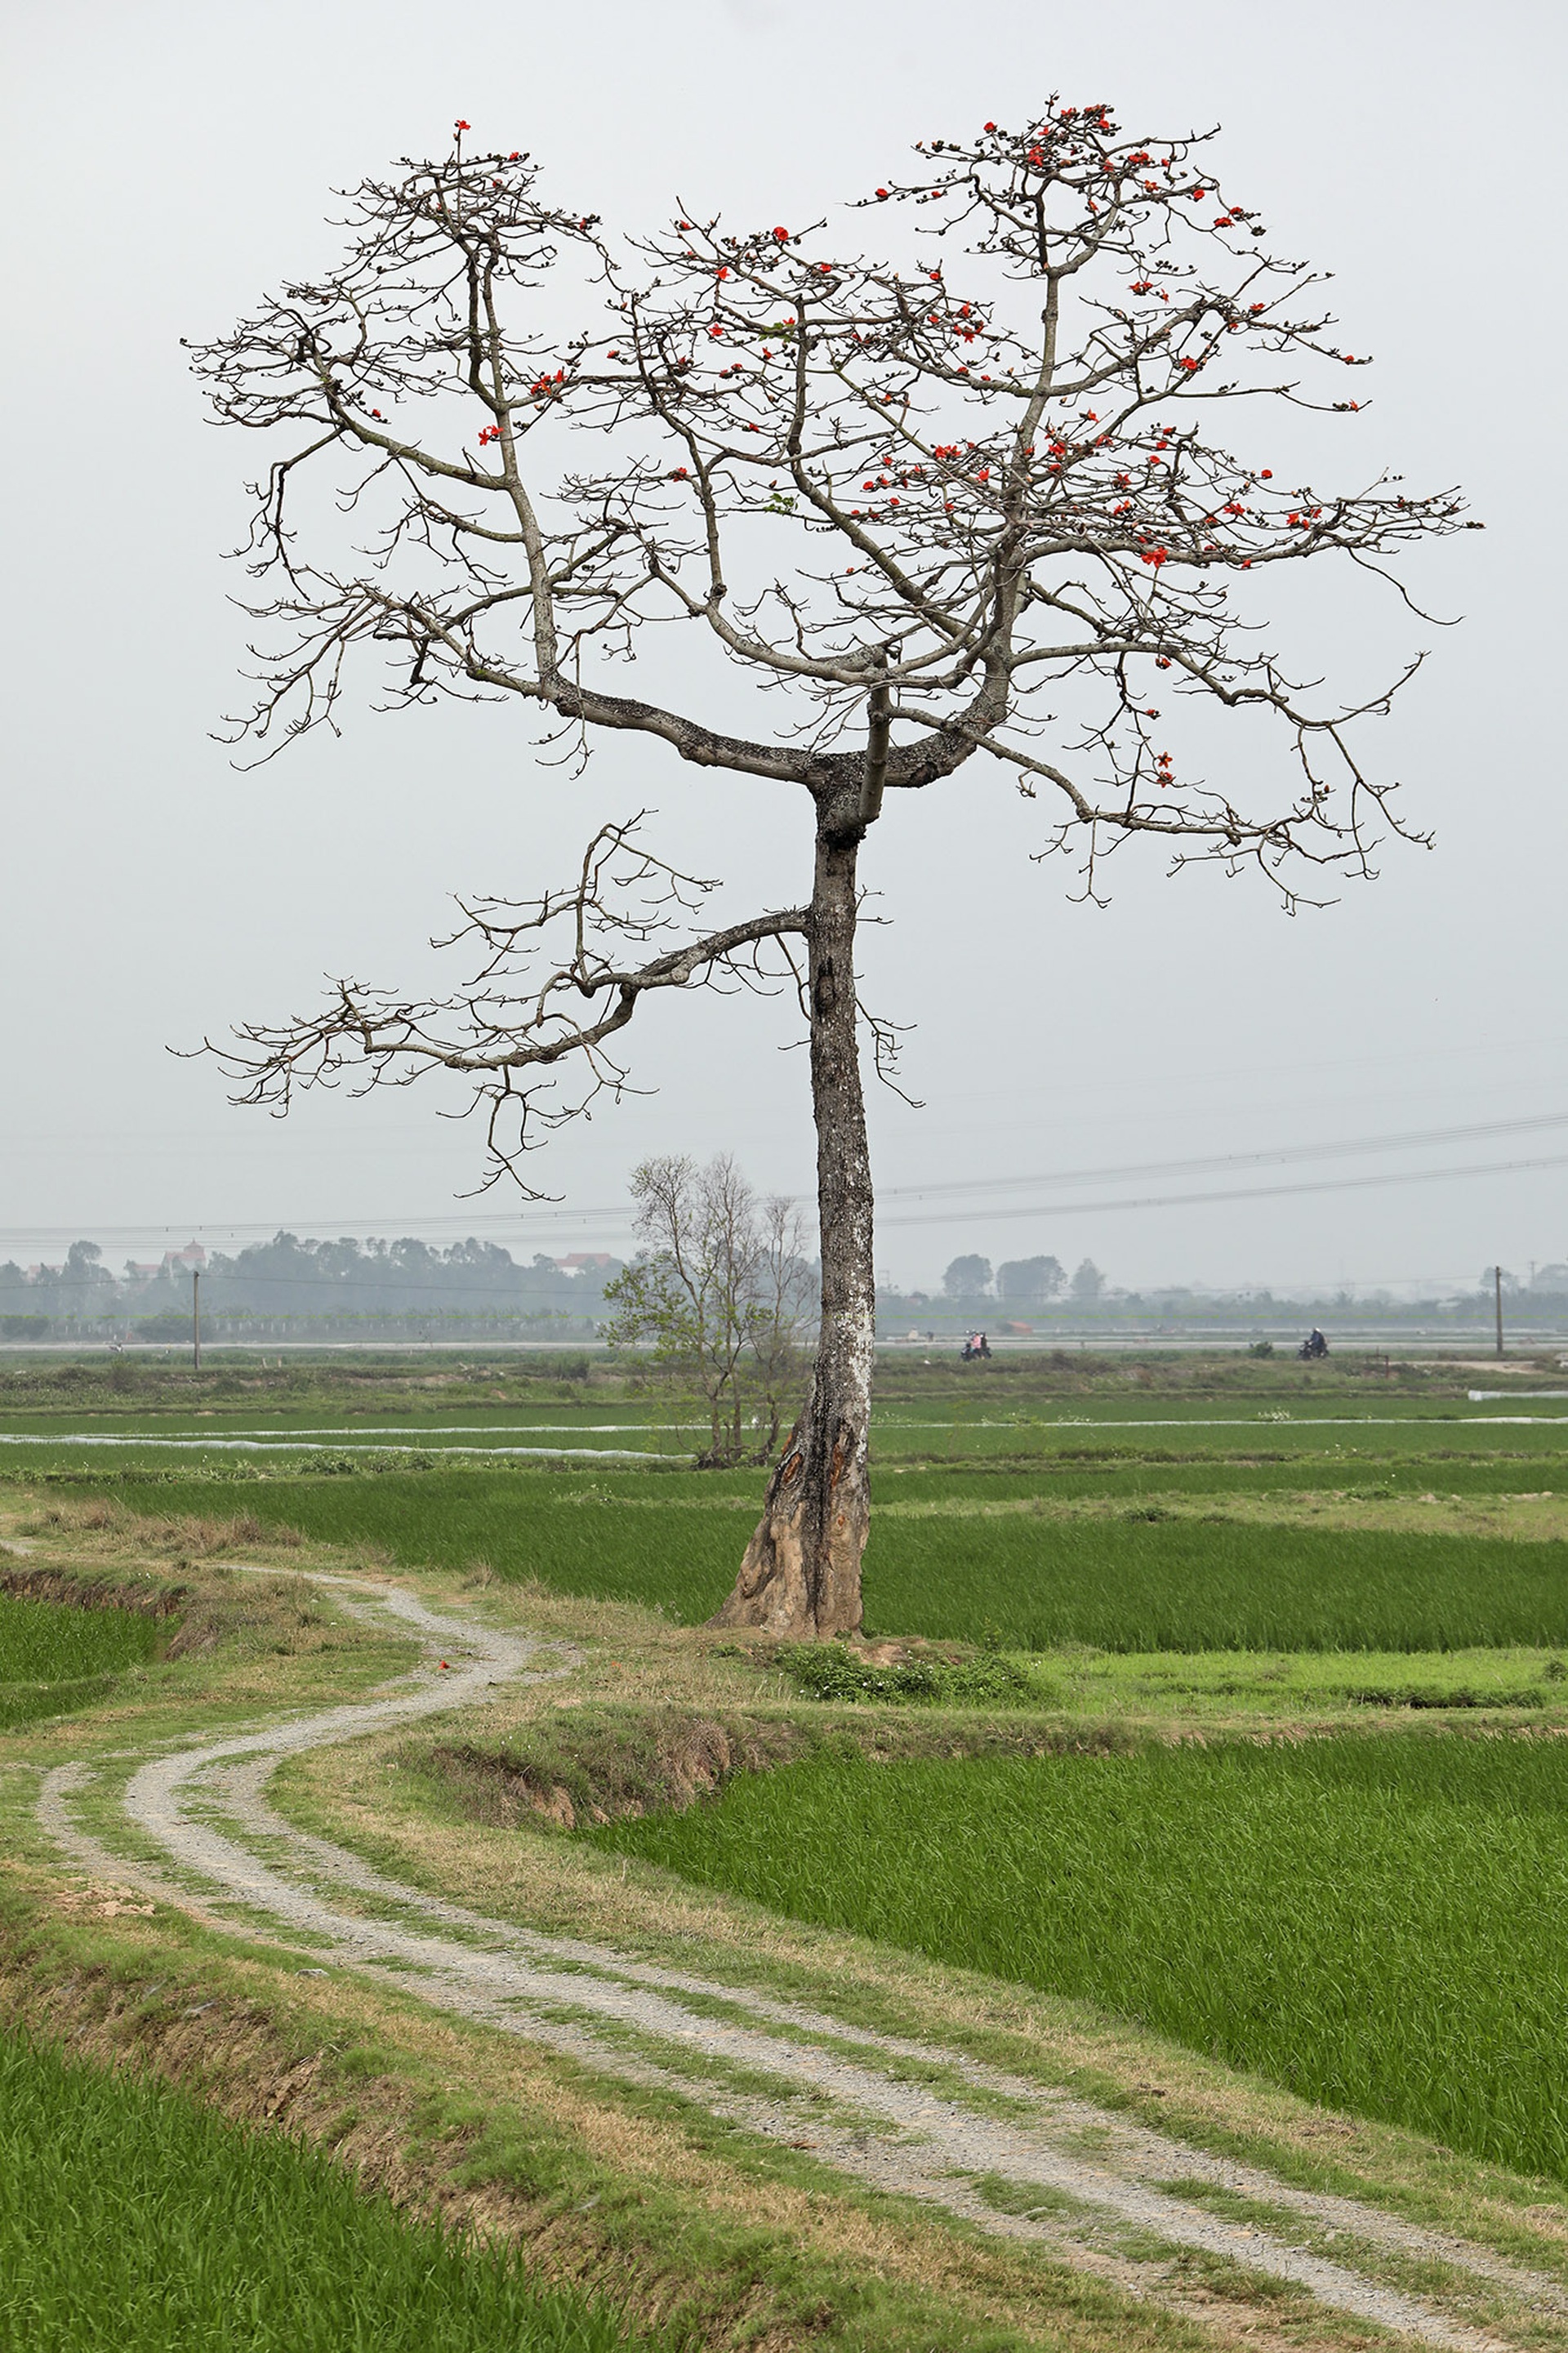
[709,791,873,1638]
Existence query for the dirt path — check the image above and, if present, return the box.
[34,1571,1566,2350]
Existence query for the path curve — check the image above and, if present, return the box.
[35,1570,1564,2351]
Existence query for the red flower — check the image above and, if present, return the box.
[875,187,889,199]
[454,119,470,131]
[818,262,831,274]
[983,120,996,131]
[715,265,729,278]
[773,225,790,241]
[1179,356,1199,371]
[1259,468,1272,479]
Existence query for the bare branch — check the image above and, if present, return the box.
[203,818,806,1191]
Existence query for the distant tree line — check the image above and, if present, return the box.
[882,1257,1568,1330]
[937,1254,1102,1307]
[0,1233,624,1341]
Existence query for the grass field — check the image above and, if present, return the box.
[68,1468,1568,1651]
[16,1351,1568,2351]
[0,1589,162,1730]
[593,1735,1568,2187]
[0,2029,657,2352]
[0,1590,159,1684]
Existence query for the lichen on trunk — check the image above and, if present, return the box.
[710,791,874,1639]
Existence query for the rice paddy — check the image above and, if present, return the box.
[15,1345,1568,2239]
[592,1734,1568,2187]
[65,1466,1568,1651]
[0,1589,163,1728]
[0,2029,658,2351]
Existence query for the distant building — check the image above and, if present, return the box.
[555,1251,615,1272]
[124,1242,207,1284]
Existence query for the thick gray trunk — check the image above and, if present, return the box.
[709,792,873,1638]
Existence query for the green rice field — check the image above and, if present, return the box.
[0,1590,158,1684]
[65,1469,1568,1652]
[0,2030,657,2352]
[11,1366,1568,1653]
[0,1590,162,1729]
[594,1736,1568,2186]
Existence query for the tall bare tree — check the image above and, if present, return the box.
[190,103,1470,1638]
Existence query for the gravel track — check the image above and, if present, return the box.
[34,1568,1567,2350]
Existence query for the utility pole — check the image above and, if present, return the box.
[192,1267,203,1373]
[1494,1263,1504,1360]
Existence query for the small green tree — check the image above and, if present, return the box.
[603,1156,812,1466]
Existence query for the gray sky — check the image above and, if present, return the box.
[2,0,1562,1297]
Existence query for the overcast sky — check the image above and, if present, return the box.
[2,0,1561,1296]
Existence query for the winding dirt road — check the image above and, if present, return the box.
[35,1570,1567,2351]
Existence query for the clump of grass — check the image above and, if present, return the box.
[776,1645,1040,1707]
[0,2030,660,2351]
[592,1733,1568,2188]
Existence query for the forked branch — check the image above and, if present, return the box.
[207,820,808,1190]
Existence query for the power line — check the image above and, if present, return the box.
[873,1110,1568,1205]
[5,1106,1568,1253]
[877,1148,1568,1231]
